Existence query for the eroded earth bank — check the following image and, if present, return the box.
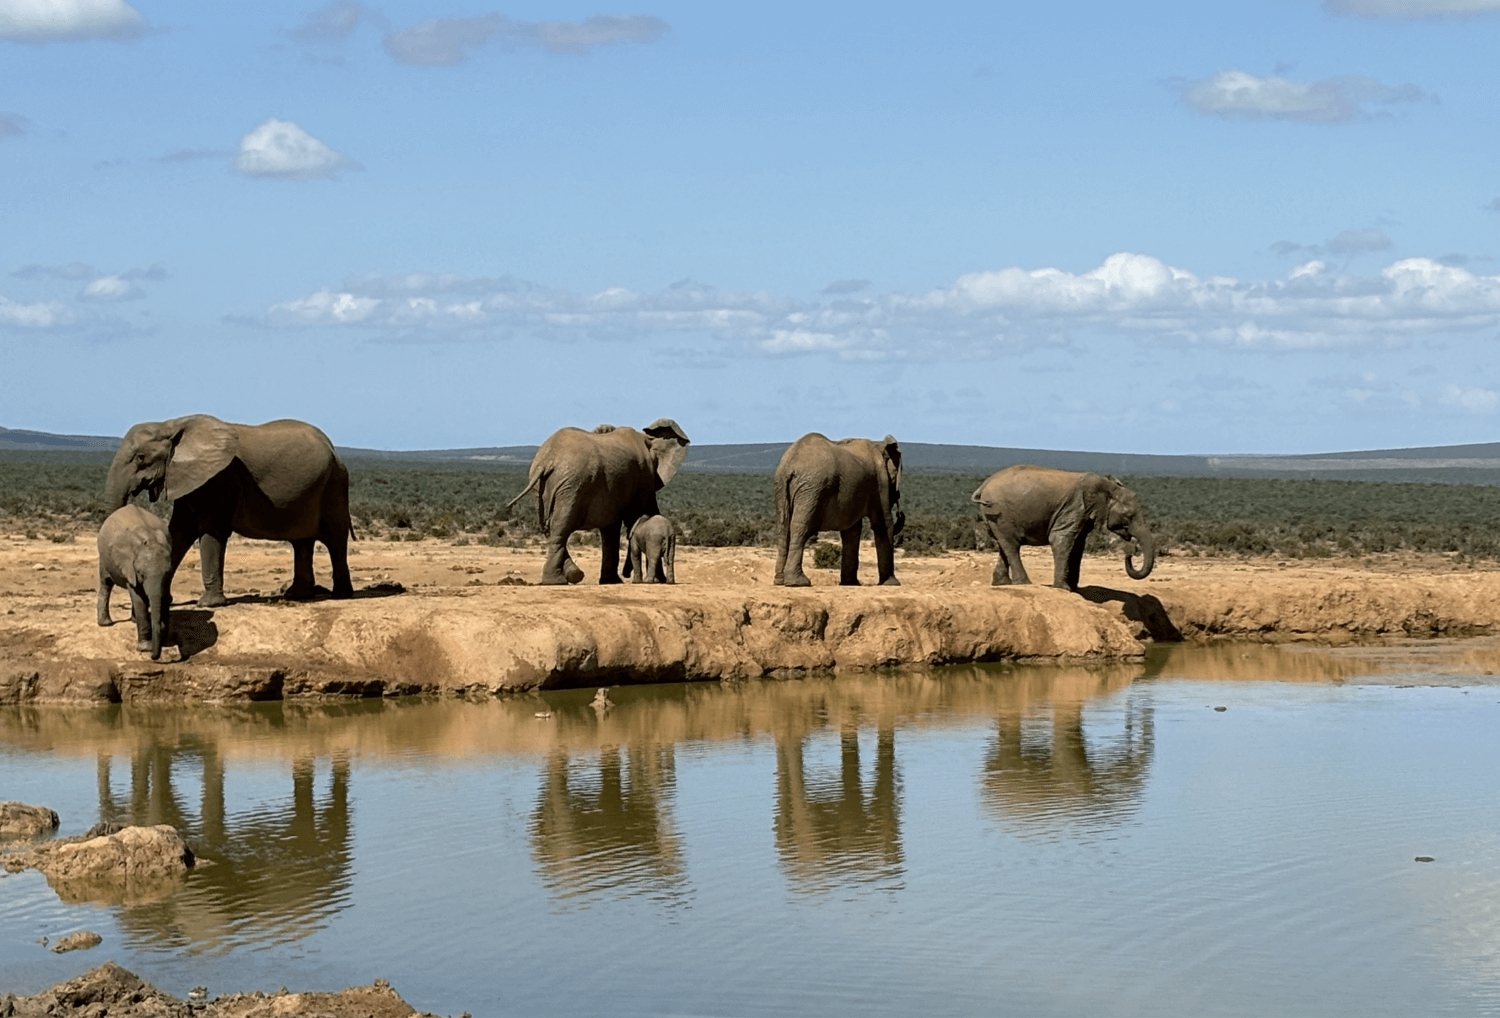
[5,534,1500,702]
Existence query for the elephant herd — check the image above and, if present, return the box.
[93,413,1156,660]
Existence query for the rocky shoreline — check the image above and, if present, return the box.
[4,541,1499,703]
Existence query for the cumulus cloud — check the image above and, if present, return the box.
[0,295,70,328]
[1440,384,1500,412]
[0,0,145,42]
[383,12,667,65]
[256,253,1500,359]
[0,112,31,137]
[233,118,360,181]
[1181,70,1430,123]
[79,275,142,302]
[286,1,365,42]
[1325,0,1500,16]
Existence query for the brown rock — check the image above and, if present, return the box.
[3,824,195,905]
[49,931,102,953]
[0,801,59,839]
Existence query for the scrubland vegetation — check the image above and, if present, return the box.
[5,452,1500,562]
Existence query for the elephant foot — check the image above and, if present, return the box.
[599,574,623,585]
[565,564,585,585]
[879,576,901,586]
[197,592,228,608]
[538,574,571,585]
[98,617,114,627]
[332,582,354,600]
[284,584,318,602]
[135,639,152,652]
[783,574,812,588]
[839,578,862,586]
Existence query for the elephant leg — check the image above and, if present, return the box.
[286,538,318,600]
[780,502,818,587]
[97,569,115,626]
[129,587,152,651]
[1048,532,1078,591]
[322,523,353,600]
[599,524,623,585]
[839,524,862,586]
[540,533,573,585]
[663,536,675,584]
[197,529,231,608]
[995,534,1029,585]
[872,519,899,587]
[1064,534,1086,591]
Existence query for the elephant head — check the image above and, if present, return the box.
[106,415,239,509]
[641,418,691,490]
[1086,476,1155,580]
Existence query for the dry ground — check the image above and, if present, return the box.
[6,530,1500,702]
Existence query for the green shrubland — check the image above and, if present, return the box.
[4,451,1500,562]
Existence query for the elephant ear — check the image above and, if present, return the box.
[643,418,691,487]
[882,435,902,495]
[164,415,239,501]
[1082,475,1112,525]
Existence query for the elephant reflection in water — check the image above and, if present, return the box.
[981,689,1154,828]
[529,744,686,902]
[93,740,352,951]
[773,717,902,891]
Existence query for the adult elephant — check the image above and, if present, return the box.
[773,433,904,587]
[507,420,691,585]
[105,415,354,606]
[970,465,1155,592]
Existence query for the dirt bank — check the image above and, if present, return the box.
[1,961,453,1017]
[3,533,1498,702]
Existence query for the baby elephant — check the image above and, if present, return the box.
[97,505,174,660]
[627,515,677,584]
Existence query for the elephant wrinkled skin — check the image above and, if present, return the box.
[105,415,353,607]
[508,420,690,586]
[773,433,904,587]
[971,465,1156,592]
[96,505,174,660]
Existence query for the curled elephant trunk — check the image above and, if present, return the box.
[1124,525,1156,580]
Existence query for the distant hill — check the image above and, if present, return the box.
[6,425,1500,484]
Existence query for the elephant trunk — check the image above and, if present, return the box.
[145,571,169,661]
[1124,524,1156,580]
[104,451,133,510]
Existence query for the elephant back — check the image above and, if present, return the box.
[232,420,338,509]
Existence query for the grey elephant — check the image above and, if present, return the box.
[627,514,677,584]
[507,419,691,585]
[773,433,904,587]
[106,415,354,607]
[970,465,1155,591]
[96,504,174,660]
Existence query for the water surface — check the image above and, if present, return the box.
[3,641,1498,1016]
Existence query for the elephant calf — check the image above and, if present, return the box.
[627,515,677,583]
[96,505,174,660]
[971,465,1156,592]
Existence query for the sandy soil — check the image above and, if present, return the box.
[4,531,1500,702]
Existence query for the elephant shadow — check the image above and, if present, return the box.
[1079,586,1182,642]
[168,609,218,660]
[221,581,406,607]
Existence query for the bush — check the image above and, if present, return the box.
[811,542,841,568]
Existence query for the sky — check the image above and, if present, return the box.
[3,0,1500,453]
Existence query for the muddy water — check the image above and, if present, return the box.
[3,641,1499,1016]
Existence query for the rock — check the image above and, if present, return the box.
[1415,855,1435,862]
[590,687,614,712]
[0,963,453,1017]
[49,931,102,953]
[1213,705,1227,712]
[0,802,59,839]
[3,824,195,905]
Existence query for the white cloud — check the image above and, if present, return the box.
[0,295,69,328]
[0,0,145,42]
[79,275,142,301]
[1182,70,1430,123]
[233,118,360,181]
[1440,385,1500,413]
[257,253,1500,360]
[10,261,97,280]
[1326,0,1500,15]
[383,12,667,66]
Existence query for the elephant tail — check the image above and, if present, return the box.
[505,475,542,512]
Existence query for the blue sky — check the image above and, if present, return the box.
[3,0,1499,453]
